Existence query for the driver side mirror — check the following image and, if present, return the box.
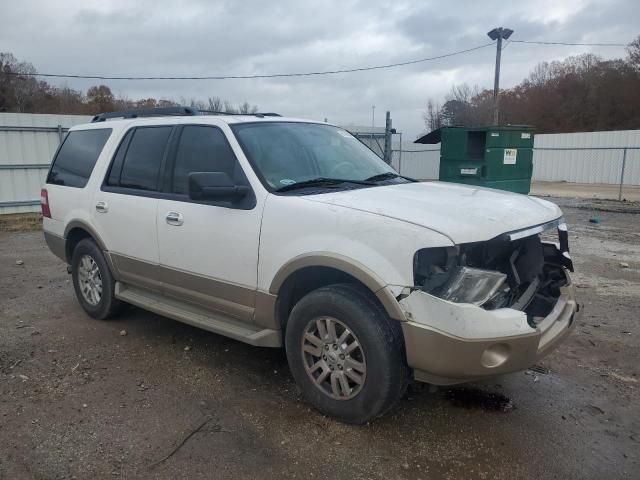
[188,172,250,202]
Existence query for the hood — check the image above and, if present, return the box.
[304,182,562,244]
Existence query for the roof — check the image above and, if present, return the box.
[415,125,534,144]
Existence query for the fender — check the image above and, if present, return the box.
[63,220,119,277]
[269,252,406,321]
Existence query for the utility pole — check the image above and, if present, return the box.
[487,27,513,125]
[371,105,375,148]
[383,111,392,165]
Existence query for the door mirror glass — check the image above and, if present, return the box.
[188,172,249,202]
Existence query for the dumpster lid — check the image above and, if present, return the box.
[415,128,443,144]
[415,125,534,144]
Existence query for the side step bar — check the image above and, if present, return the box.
[115,282,281,347]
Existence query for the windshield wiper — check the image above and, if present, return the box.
[275,177,373,192]
[365,172,416,182]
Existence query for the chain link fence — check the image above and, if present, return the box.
[532,147,640,200]
[387,144,640,201]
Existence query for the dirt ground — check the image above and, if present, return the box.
[1,197,638,480]
[531,181,640,202]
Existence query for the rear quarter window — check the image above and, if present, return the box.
[47,129,112,188]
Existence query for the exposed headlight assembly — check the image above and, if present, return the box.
[414,247,507,307]
[438,266,506,306]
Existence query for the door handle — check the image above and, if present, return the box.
[95,201,108,213]
[165,211,184,226]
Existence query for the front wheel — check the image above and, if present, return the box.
[285,284,409,424]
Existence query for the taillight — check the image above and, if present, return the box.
[41,188,51,218]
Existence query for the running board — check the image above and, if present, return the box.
[115,282,281,347]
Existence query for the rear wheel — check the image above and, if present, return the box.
[71,238,122,320]
[285,284,409,424]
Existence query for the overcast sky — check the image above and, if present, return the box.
[1,0,637,138]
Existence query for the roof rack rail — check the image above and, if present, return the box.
[90,106,282,123]
[91,106,200,123]
[197,110,282,118]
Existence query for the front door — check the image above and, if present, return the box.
[156,125,263,324]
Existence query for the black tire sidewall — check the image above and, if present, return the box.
[285,285,407,424]
[71,239,117,320]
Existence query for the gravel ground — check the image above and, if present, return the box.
[531,181,640,202]
[1,197,638,480]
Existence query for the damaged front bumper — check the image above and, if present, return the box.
[397,268,580,385]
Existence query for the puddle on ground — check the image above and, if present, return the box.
[442,387,514,412]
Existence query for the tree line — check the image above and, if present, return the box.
[424,35,640,134]
[0,52,258,115]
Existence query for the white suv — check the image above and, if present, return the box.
[42,107,579,423]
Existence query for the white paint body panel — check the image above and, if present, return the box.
[156,197,263,288]
[92,192,159,263]
[399,290,533,339]
[303,181,562,244]
[258,193,453,291]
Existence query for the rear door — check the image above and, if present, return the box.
[155,124,262,324]
[92,125,174,292]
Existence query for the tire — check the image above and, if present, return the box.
[71,238,122,320]
[285,283,410,424]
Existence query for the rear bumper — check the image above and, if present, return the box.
[44,231,66,263]
[399,272,579,385]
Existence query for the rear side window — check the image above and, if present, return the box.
[110,126,172,191]
[47,129,112,188]
[171,126,239,194]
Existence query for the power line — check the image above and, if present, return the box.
[3,43,495,81]
[2,38,629,82]
[511,40,627,47]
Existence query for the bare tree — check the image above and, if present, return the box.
[628,35,640,69]
[1,51,261,116]
[207,96,224,112]
[188,98,207,110]
[223,100,237,113]
[86,85,115,112]
[238,101,258,114]
[423,99,442,131]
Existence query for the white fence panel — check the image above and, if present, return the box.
[0,113,92,214]
[532,130,640,185]
[391,145,440,180]
[2,115,640,215]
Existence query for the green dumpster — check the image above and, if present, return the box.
[415,126,534,194]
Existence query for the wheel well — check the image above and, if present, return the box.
[65,227,94,263]
[275,266,379,331]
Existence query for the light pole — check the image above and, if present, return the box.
[487,27,513,125]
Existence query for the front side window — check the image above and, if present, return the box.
[231,122,406,192]
[171,126,240,194]
[47,128,112,188]
[115,126,172,191]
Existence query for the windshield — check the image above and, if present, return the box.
[231,122,402,191]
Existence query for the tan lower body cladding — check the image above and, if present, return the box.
[108,253,278,330]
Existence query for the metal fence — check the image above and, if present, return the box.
[389,144,640,201]
[532,147,640,199]
[2,113,640,214]
[390,145,440,180]
[0,113,92,214]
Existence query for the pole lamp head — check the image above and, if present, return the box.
[488,27,514,40]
